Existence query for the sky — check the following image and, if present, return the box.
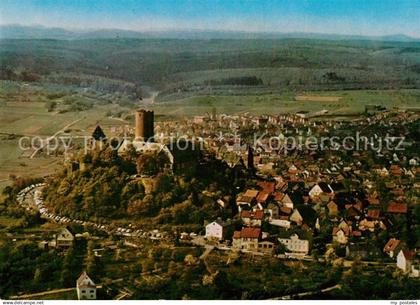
[1,0,419,37]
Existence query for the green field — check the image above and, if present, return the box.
[152,89,420,118]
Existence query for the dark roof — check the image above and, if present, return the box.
[331,182,345,192]
[297,205,317,227]
[92,125,107,141]
[318,182,333,193]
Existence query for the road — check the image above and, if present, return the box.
[268,284,342,300]
[17,184,170,242]
[30,118,83,158]
[17,184,397,271]
[10,288,75,299]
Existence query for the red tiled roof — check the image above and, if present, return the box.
[257,181,275,193]
[279,207,292,215]
[256,191,270,203]
[352,231,362,237]
[233,231,241,239]
[367,209,381,219]
[273,192,283,201]
[387,203,408,214]
[237,195,254,204]
[239,227,261,239]
[383,238,400,252]
[244,189,259,198]
[241,210,264,220]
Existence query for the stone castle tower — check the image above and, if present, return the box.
[135,109,154,141]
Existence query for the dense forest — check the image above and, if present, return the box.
[1,38,419,97]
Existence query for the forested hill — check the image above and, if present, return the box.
[1,37,420,92]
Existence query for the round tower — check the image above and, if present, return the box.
[135,109,154,141]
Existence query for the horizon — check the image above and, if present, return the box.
[1,23,419,40]
[0,0,419,38]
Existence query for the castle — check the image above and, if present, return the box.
[135,109,154,142]
[118,109,174,167]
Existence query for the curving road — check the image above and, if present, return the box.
[17,183,170,241]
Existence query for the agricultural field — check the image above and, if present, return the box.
[0,81,134,191]
[153,89,420,118]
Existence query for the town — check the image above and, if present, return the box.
[1,1,420,301]
[2,106,419,300]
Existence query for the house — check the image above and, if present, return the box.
[232,227,261,250]
[236,189,259,209]
[55,227,75,248]
[387,203,408,214]
[280,193,294,209]
[76,272,96,300]
[358,218,386,232]
[278,233,310,255]
[389,165,402,176]
[205,219,229,240]
[332,227,349,244]
[269,217,291,229]
[367,208,381,220]
[327,201,338,217]
[345,205,362,219]
[266,203,279,219]
[309,183,333,199]
[257,181,276,193]
[411,259,420,277]
[258,240,275,254]
[346,242,381,259]
[256,191,270,205]
[241,210,264,227]
[279,206,292,216]
[397,249,415,273]
[368,197,380,206]
[383,238,401,258]
[289,208,303,225]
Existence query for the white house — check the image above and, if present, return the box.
[269,218,291,229]
[241,210,264,227]
[290,209,303,225]
[281,194,294,209]
[309,183,333,199]
[205,220,229,240]
[232,228,261,250]
[397,249,413,272]
[278,234,309,255]
[332,227,348,244]
[76,272,96,300]
[309,184,323,198]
